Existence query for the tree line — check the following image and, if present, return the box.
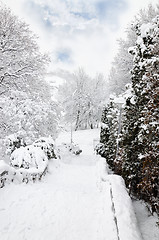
[97,5,159,215]
[0,4,60,159]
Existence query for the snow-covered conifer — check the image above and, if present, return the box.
[122,15,159,213]
[98,96,120,170]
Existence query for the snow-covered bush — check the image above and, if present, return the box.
[0,145,49,187]
[10,145,48,170]
[58,142,82,155]
[0,160,15,188]
[5,134,26,155]
[33,137,57,159]
[94,143,106,156]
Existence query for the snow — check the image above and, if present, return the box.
[136,37,147,55]
[140,23,152,38]
[10,147,30,168]
[128,46,136,55]
[5,133,26,156]
[0,160,10,174]
[0,129,157,240]
[108,175,142,240]
[101,122,109,129]
[0,145,48,187]
[133,200,159,240]
[113,96,125,106]
[10,145,48,171]
[33,137,56,159]
[0,160,15,187]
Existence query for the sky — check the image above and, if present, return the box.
[2,0,159,77]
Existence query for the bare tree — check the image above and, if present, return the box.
[58,68,107,130]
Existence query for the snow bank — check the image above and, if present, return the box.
[133,200,159,240]
[108,175,142,240]
[96,156,108,180]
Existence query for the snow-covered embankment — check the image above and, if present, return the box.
[97,156,142,240]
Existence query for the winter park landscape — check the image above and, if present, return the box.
[0,0,159,240]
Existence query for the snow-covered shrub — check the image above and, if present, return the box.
[5,134,26,155]
[94,143,106,156]
[0,145,49,187]
[33,137,57,159]
[10,145,48,170]
[58,142,82,155]
[1,138,54,187]
[0,160,15,188]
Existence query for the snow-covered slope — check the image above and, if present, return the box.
[0,129,152,240]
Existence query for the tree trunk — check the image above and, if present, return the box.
[75,110,80,131]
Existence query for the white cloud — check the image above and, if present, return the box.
[2,0,159,77]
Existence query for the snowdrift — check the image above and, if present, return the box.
[96,157,142,240]
[108,175,142,240]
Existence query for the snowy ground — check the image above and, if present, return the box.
[133,200,159,240]
[0,129,158,240]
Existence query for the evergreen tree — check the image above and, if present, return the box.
[134,16,159,213]
[121,94,140,192]
[108,4,159,95]
[122,16,159,213]
[98,97,119,170]
[99,5,159,214]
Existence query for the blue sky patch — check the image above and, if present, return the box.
[71,11,94,20]
[57,50,72,63]
[95,0,128,25]
[44,18,53,29]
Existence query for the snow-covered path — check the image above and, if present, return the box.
[0,129,141,240]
